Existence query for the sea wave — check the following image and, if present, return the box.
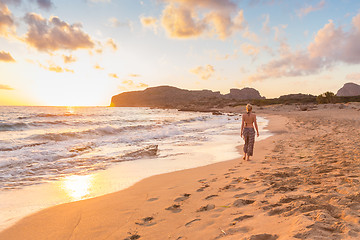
[30,124,155,141]
[0,122,28,131]
[17,112,81,120]
[0,142,47,152]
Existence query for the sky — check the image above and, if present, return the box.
[1,0,360,106]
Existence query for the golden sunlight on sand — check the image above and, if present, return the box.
[61,175,93,201]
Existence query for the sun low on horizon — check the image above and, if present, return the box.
[1,0,360,106]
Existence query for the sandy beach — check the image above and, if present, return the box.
[1,103,360,240]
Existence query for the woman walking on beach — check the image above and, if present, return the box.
[240,104,259,161]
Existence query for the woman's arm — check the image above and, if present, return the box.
[254,115,259,137]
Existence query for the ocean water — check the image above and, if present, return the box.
[0,106,269,230]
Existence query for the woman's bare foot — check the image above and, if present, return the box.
[246,156,250,161]
[243,154,246,160]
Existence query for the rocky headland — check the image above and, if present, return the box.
[110,86,264,110]
[110,83,360,111]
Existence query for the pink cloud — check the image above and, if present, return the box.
[248,13,360,82]
[0,4,15,37]
[23,13,95,52]
[160,0,250,40]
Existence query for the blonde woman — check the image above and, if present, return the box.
[240,104,259,161]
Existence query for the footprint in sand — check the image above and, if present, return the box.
[174,193,191,202]
[233,193,250,198]
[185,218,201,227]
[124,233,141,240]
[232,199,255,207]
[147,197,158,202]
[219,184,236,191]
[197,204,215,212]
[232,215,254,222]
[135,216,156,227]
[210,178,218,182]
[165,204,182,213]
[205,194,218,200]
[246,233,279,240]
[197,184,210,192]
[231,177,242,184]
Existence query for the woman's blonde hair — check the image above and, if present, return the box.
[246,104,252,113]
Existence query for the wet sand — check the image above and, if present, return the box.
[1,103,360,240]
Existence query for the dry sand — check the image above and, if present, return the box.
[1,103,360,240]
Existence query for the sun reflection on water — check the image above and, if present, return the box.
[62,175,93,201]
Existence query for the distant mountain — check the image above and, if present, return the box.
[336,82,360,96]
[110,86,264,108]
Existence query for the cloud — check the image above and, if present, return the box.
[23,13,95,52]
[62,54,76,63]
[297,0,326,18]
[137,82,148,88]
[94,64,104,70]
[119,79,148,90]
[160,0,248,39]
[129,74,141,77]
[38,62,74,73]
[122,79,134,85]
[247,13,360,82]
[190,64,215,80]
[0,50,15,62]
[247,0,279,6]
[262,14,270,34]
[109,73,119,78]
[1,0,53,9]
[0,4,15,37]
[106,38,117,51]
[0,0,21,6]
[0,84,14,90]
[140,16,158,33]
[241,43,260,57]
[88,0,111,3]
[346,73,360,81]
[108,17,133,29]
[35,0,53,10]
[140,16,157,26]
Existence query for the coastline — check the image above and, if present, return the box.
[0,113,279,239]
[1,103,360,239]
[1,108,265,232]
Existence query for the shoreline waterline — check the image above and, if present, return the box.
[0,111,270,232]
